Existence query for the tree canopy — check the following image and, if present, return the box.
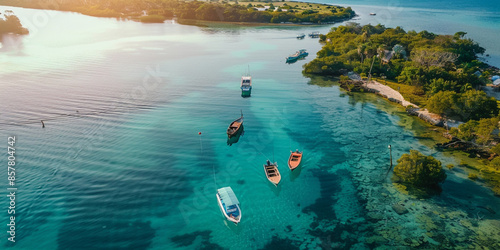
[304,23,497,122]
[393,150,446,187]
[0,0,355,24]
[0,12,29,36]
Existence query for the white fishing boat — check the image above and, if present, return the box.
[216,187,242,224]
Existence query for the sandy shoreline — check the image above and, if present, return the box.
[363,80,449,127]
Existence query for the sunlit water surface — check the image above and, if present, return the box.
[1,5,500,249]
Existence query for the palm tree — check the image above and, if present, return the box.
[357,44,366,63]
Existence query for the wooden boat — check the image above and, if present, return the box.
[216,187,241,224]
[227,124,244,146]
[369,12,376,16]
[227,111,243,138]
[288,149,303,171]
[264,160,281,186]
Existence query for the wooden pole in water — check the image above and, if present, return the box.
[41,120,45,128]
[384,144,393,179]
[389,144,392,168]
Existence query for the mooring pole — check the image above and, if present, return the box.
[389,144,392,168]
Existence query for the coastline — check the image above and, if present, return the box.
[0,1,356,26]
[355,79,500,195]
[361,80,450,127]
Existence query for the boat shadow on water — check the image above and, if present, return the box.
[267,180,282,196]
[222,219,244,233]
[289,165,303,182]
[227,124,244,146]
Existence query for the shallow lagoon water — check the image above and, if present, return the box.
[1,5,500,249]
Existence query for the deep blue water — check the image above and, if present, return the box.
[1,4,500,249]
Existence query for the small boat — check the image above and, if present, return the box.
[370,13,376,16]
[227,124,244,146]
[227,111,243,138]
[241,76,252,97]
[286,49,308,63]
[297,33,305,39]
[264,160,281,186]
[288,149,303,171]
[308,31,320,38]
[216,187,241,224]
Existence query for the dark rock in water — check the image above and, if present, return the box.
[171,230,224,249]
[310,221,319,229]
[367,212,384,221]
[261,235,300,250]
[340,80,364,92]
[237,179,245,185]
[477,206,496,214]
[435,138,490,159]
[392,203,409,215]
[285,225,293,232]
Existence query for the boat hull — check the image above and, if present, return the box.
[288,151,303,171]
[264,163,281,186]
[216,193,241,224]
[227,116,243,138]
[286,51,308,63]
[241,87,252,97]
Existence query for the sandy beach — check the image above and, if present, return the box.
[364,80,448,126]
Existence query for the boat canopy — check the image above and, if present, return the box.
[218,187,240,206]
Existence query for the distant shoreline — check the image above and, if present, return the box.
[0,1,356,26]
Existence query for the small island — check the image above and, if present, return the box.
[0,0,355,24]
[304,23,500,195]
[0,10,29,36]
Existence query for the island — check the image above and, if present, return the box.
[0,0,355,24]
[0,10,29,36]
[304,23,500,195]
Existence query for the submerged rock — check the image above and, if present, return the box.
[367,212,384,221]
[392,203,409,215]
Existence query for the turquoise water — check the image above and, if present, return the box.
[1,5,500,249]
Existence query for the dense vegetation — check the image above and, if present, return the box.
[0,0,355,24]
[0,11,29,36]
[394,150,446,188]
[304,23,498,121]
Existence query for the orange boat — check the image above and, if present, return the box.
[288,149,302,171]
[264,160,281,186]
[227,111,243,138]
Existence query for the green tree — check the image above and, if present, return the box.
[456,90,499,121]
[426,91,456,117]
[394,150,447,187]
[0,13,29,35]
[450,120,478,141]
[490,157,500,171]
[490,144,500,156]
[476,117,499,145]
